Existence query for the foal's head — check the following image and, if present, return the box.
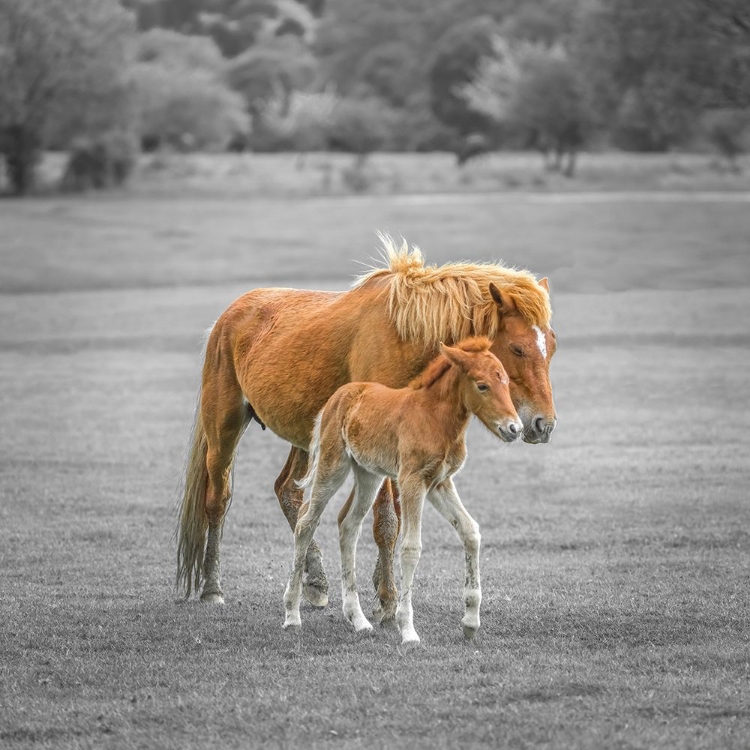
[440,338,523,443]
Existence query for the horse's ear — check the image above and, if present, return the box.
[489,282,509,313]
[538,277,550,293]
[441,343,471,371]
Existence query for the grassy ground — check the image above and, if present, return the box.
[1,192,749,749]
[25,150,750,198]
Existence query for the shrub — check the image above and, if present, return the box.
[326,98,395,156]
[61,130,139,191]
[132,64,250,150]
[702,109,749,169]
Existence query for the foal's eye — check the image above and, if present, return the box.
[477,383,490,392]
[510,344,524,357]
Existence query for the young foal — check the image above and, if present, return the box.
[283,337,522,644]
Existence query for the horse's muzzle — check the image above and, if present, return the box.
[523,416,557,444]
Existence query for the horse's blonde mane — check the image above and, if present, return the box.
[354,234,551,345]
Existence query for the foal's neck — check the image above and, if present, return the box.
[418,365,471,443]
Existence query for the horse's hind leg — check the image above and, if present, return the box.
[200,373,247,604]
[275,447,329,607]
[371,480,401,624]
[338,466,383,632]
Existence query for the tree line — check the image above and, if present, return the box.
[1,0,749,194]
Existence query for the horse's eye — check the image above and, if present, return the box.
[510,344,524,357]
[477,383,490,392]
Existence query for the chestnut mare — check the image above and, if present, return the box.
[283,338,522,644]
[177,237,557,617]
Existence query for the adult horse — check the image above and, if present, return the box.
[176,237,557,617]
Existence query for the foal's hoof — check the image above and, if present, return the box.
[462,624,478,641]
[303,583,329,608]
[200,592,225,605]
[355,622,375,636]
[283,619,301,633]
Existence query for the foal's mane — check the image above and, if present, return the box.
[408,336,492,391]
[353,234,551,345]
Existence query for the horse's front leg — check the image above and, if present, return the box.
[395,475,426,645]
[275,447,329,607]
[427,478,482,640]
[371,479,400,625]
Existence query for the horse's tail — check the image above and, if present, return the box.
[297,409,324,490]
[176,392,210,598]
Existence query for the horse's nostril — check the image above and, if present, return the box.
[508,422,518,435]
[534,416,545,433]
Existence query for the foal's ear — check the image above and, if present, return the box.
[538,276,550,293]
[489,282,512,313]
[440,342,471,371]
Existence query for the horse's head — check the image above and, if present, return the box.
[440,339,523,443]
[488,280,557,444]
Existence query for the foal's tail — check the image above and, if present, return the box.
[176,394,210,598]
[297,409,324,490]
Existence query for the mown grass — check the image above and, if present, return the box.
[0,193,749,748]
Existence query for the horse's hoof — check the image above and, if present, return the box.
[303,583,329,608]
[378,612,398,631]
[374,598,397,624]
[200,592,225,605]
[400,633,421,647]
[283,620,301,632]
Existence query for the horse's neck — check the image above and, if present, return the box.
[416,367,471,445]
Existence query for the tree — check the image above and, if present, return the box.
[132,30,249,149]
[327,98,394,160]
[0,0,134,194]
[463,39,592,175]
[227,36,317,116]
[574,0,750,150]
[255,88,338,155]
[126,0,319,58]
[133,65,249,150]
[428,16,499,136]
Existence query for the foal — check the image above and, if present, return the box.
[283,337,522,644]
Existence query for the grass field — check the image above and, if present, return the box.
[1,190,749,749]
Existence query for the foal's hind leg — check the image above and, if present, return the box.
[371,480,401,624]
[283,449,350,631]
[201,381,247,604]
[275,447,328,607]
[396,474,427,644]
[427,478,482,639]
[338,466,383,632]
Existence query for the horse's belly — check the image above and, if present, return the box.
[239,341,347,448]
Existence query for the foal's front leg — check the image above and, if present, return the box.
[396,475,427,645]
[428,478,482,639]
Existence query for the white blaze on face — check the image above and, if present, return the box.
[532,325,547,359]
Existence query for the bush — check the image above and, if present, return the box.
[702,109,749,168]
[61,130,139,191]
[251,90,338,152]
[133,63,250,150]
[326,98,395,156]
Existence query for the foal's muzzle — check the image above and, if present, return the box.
[497,420,523,443]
